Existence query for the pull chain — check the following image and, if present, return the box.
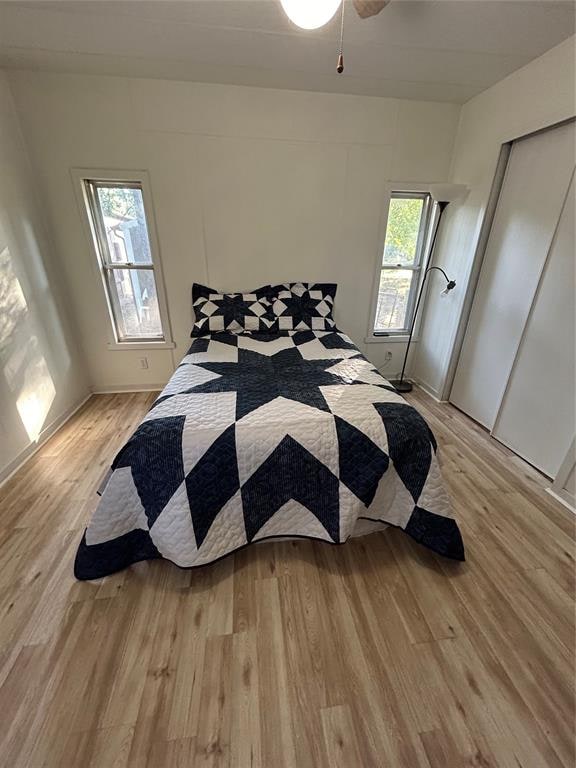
[337,0,345,73]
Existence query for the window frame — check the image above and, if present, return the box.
[366,188,434,342]
[72,169,174,350]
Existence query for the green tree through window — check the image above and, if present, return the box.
[383,197,424,266]
[375,193,428,332]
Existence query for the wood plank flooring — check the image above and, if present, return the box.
[0,390,573,768]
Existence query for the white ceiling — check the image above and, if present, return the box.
[0,0,574,103]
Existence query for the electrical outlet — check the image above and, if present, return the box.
[139,357,149,370]
[385,351,393,362]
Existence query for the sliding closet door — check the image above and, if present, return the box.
[492,174,575,477]
[450,121,575,429]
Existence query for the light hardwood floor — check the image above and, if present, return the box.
[0,390,573,768]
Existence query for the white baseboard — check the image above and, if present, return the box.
[375,370,448,403]
[411,378,448,403]
[0,391,92,489]
[90,383,163,394]
[546,487,576,514]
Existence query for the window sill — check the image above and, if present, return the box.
[107,341,176,351]
[364,335,418,344]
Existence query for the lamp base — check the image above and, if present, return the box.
[389,379,413,393]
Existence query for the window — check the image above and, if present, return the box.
[80,177,170,345]
[373,192,431,335]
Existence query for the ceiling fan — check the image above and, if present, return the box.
[352,1,390,19]
[280,0,390,72]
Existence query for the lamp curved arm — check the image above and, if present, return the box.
[425,265,451,283]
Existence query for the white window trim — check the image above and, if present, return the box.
[71,168,174,350]
[365,182,440,344]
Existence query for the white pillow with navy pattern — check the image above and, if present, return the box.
[191,283,274,336]
[269,282,337,331]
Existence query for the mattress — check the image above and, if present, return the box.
[74,329,464,579]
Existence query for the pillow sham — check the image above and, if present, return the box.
[191,283,274,335]
[268,282,337,331]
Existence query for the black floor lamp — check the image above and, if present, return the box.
[389,184,467,394]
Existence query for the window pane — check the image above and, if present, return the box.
[374,269,414,331]
[109,268,163,339]
[96,186,152,265]
[382,197,424,266]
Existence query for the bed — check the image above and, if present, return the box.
[74,284,464,580]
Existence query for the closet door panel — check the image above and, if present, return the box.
[493,174,575,477]
[450,122,575,428]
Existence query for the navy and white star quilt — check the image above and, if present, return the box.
[74,330,464,580]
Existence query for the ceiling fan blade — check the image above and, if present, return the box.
[352,0,390,19]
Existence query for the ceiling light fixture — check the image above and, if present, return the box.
[280,1,391,73]
[280,0,342,30]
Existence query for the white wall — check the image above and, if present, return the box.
[7,71,459,390]
[0,71,88,481]
[414,35,576,399]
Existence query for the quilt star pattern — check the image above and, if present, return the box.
[269,283,337,331]
[191,291,274,334]
[74,330,464,580]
